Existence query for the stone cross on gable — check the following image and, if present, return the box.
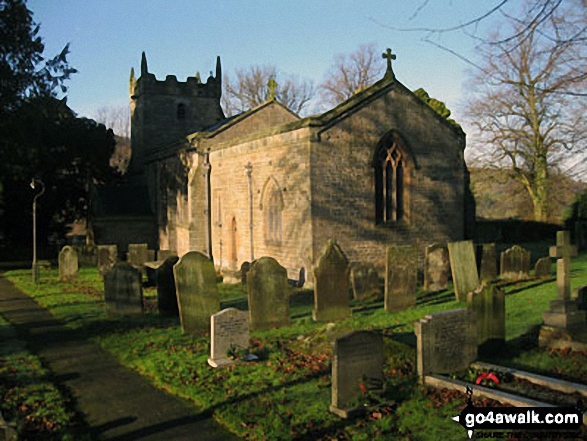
[382,48,396,75]
[267,78,278,100]
[549,230,577,300]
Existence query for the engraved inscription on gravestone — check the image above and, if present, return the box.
[415,309,477,381]
[208,308,254,368]
[330,331,383,419]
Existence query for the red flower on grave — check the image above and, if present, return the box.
[359,382,366,395]
[475,371,499,385]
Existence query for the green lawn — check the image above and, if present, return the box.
[0,316,89,441]
[4,253,587,440]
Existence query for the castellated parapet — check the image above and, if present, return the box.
[129,52,225,176]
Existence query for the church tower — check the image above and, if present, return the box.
[128,52,225,174]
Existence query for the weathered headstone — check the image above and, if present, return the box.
[127,243,149,268]
[97,245,118,277]
[540,231,586,348]
[208,308,250,368]
[479,243,498,282]
[103,262,143,316]
[350,263,381,300]
[156,256,180,317]
[415,308,477,381]
[576,221,587,252]
[447,240,479,302]
[500,245,531,281]
[329,331,383,418]
[247,257,290,331]
[313,240,351,321]
[385,245,418,312]
[240,261,251,285]
[467,283,505,353]
[58,245,79,280]
[173,251,220,333]
[533,256,552,279]
[423,244,449,292]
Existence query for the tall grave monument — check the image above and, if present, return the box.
[539,231,587,349]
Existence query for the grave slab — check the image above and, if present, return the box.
[208,308,253,368]
[424,244,449,292]
[385,245,418,312]
[247,257,290,331]
[174,251,220,333]
[447,241,479,302]
[415,308,477,381]
[500,245,531,281]
[330,331,383,418]
[58,245,79,280]
[313,240,351,322]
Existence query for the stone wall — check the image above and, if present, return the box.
[310,83,467,272]
[205,128,313,279]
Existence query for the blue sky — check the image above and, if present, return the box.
[28,0,518,128]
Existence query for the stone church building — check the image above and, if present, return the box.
[93,50,474,280]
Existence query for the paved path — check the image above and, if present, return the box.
[0,275,240,441]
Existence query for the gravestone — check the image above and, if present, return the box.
[128,243,149,268]
[247,257,290,331]
[534,256,552,279]
[297,267,306,288]
[350,263,381,300]
[479,243,498,282]
[385,245,418,312]
[423,244,449,292]
[313,240,351,321]
[415,308,477,381]
[58,245,79,280]
[173,251,220,333]
[576,221,587,252]
[500,245,531,281]
[208,308,251,368]
[467,283,505,354]
[240,261,251,285]
[97,244,118,277]
[103,262,143,316]
[329,331,383,418]
[447,240,479,302]
[540,231,587,349]
[155,256,180,317]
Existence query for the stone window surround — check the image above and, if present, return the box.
[374,130,412,226]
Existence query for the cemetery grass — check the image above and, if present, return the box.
[0,316,90,441]
[5,255,587,441]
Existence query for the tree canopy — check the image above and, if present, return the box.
[466,1,586,221]
[0,0,117,258]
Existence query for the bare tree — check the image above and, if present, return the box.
[466,3,586,221]
[93,105,130,139]
[92,105,131,172]
[222,65,314,117]
[318,43,385,108]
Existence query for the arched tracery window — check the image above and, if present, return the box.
[375,131,408,224]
